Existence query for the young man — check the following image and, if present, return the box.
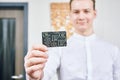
[24,0,120,80]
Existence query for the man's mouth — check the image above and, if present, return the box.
[77,21,86,25]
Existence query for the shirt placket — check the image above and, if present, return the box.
[85,39,92,80]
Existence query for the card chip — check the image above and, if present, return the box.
[42,31,67,47]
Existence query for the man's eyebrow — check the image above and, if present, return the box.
[84,8,91,10]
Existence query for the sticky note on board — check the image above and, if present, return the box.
[42,31,67,47]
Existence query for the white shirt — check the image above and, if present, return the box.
[42,33,120,80]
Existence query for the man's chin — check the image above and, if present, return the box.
[78,27,87,32]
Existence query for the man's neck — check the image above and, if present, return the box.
[75,29,94,36]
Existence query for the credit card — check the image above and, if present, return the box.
[42,31,67,47]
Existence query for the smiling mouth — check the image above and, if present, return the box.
[77,22,86,25]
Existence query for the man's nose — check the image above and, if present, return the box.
[78,12,85,20]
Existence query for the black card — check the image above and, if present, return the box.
[42,31,67,47]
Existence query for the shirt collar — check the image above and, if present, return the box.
[73,32,97,41]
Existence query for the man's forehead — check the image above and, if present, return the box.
[72,0,92,1]
[71,0,93,9]
[71,0,93,4]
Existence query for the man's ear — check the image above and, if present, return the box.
[94,10,97,18]
[69,11,72,21]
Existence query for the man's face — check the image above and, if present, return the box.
[70,0,96,33]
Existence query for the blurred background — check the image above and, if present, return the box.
[0,0,120,80]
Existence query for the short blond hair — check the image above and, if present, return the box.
[69,0,96,10]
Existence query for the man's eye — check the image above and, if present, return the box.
[84,10,90,13]
[73,11,79,14]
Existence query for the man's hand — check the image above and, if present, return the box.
[24,44,48,80]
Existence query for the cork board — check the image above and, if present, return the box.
[50,3,74,38]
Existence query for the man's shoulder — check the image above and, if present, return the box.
[96,36,118,49]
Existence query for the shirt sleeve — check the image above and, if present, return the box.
[42,47,61,80]
[113,47,120,80]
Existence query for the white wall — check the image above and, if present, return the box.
[0,0,120,80]
[95,0,120,48]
